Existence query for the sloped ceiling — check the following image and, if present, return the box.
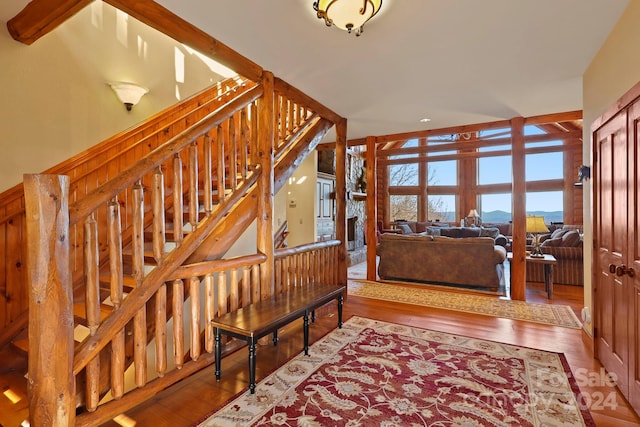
[1,0,631,140]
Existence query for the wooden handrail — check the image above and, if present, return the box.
[69,85,263,226]
[275,239,341,259]
[170,253,267,279]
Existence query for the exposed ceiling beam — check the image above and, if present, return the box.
[6,0,92,45]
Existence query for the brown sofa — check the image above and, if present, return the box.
[377,233,507,290]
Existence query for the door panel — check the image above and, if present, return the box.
[627,99,640,410]
[594,112,628,396]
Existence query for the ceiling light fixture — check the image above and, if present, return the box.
[108,81,149,111]
[314,0,383,36]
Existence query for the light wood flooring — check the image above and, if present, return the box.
[2,262,640,426]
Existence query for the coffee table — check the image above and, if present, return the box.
[507,252,557,299]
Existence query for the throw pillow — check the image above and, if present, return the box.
[550,228,569,239]
[425,227,441,236]
[396,223,413,235]
[541,237,563,247]
[562,230,582,247]
[479,227,499,239]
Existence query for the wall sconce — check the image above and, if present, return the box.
[574,165,591,188]
[108,81,148,111]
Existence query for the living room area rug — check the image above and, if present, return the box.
[197,316,593,426]
[348,280,582,329]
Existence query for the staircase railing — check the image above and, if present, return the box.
[0,76,253,332]
[22,74,339,425]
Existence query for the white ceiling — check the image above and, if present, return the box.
[1,0,631,140]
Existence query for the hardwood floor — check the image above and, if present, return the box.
[93,263,639,427]
[2,262,639,426]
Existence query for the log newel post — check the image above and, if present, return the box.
[23,173,76,426]
[366,136,378,281]
[257,71,275,298]
[334,119,348,287]
[511,117,527,300]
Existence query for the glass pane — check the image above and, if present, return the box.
[526,191,563,223]
[390,195,417,221]
[480,193,512,222]
[479,155,512,185]
[389,164,418,186]
[428,194,455,222]
[526,152,563,181]
[428,160,456,185]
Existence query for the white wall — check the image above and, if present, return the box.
[582,0,640,335]
[0,1,228,191]
[286,153,318,247]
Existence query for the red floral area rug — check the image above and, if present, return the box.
[197,316,594,426]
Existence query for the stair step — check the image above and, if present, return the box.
[122,241,178,264]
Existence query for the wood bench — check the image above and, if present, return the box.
[212,283,345,393]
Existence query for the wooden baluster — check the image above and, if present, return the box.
[84,214,100,412]
[131,180,148,387]
[173,279,184,369]
[279,96,287,143]
[190,276,201,361]
[240,108,249,181]
[228,115,238,191]
[218,272,228,316]
[108,198,123,309]
[287,99,294,135]
[251,264,260,304]
[111,329,125,399]
[188,142,199,227]
[203,132,213,215]
[230,268,239,312]
[205,273,215,353]
[107,197,125,399]
[316,250,322,283]
[133,305,147,387]
[250,102,258,168]
[274,258,281,295]
[281,257,289,292]
[172,154,184,243]
[216,125,226,203]
[155,283,167,377]
[241,266,251,308]
[152,167,165,262]
[132,181,145,283]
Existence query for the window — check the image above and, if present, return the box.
[428,194,455,222]
[390,195,417,221]
[480,193,512,223]
[526,152,563,181]
[526,191,563,223]
[479,155,512,185]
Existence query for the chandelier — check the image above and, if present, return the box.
[314,0,383,36]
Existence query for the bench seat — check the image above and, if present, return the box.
[212,283,345,393]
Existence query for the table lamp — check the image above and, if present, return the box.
[526,215,549,257]
[467,209,480,227]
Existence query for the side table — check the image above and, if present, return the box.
[507,252,557,299]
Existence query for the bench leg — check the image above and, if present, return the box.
[272,330,278,345]
[311,309,316,323]
[303,312,310,356]
[337,295,344,328]
[249,338,257,394]
[214,328,221,381]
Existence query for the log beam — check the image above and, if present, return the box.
[7,0,92,45]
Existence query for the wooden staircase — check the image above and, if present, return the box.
[0,70,346,426]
